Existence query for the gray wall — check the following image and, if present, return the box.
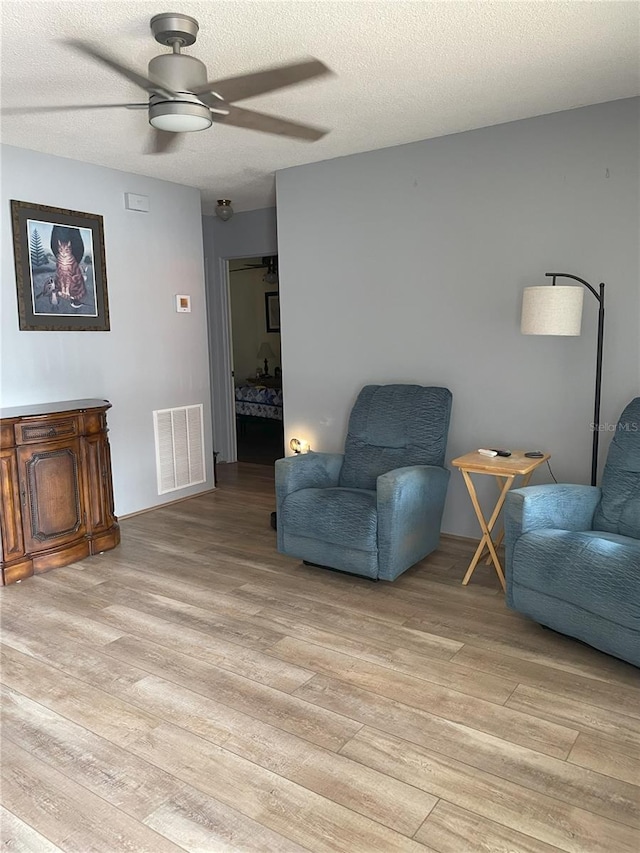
[276,98,640,537]
[202,208,277,460]
[1,144,214,516]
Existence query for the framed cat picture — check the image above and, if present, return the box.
[10,199,110,331]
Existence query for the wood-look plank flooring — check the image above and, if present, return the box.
[1,462,639,853]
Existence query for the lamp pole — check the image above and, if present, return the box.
[546,272,605,487]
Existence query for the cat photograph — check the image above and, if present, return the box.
[12,199,109,331]
[26,219,98,317]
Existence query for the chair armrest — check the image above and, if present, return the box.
[275,452,344,551]
[506,484,601,537]
[377,465,450,580]
[377,464,450,503]
[275,452,344,498]
[504,484,601,594]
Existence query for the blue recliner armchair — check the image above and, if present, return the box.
[505,398,640,667]
[275,384,452,581]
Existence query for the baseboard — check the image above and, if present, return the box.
[118,488,217,520]
[440,532,481,546]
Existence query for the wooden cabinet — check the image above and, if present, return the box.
[0,400,120,585]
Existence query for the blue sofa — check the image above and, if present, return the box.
[275,384,452,581]
[505,398,640,667]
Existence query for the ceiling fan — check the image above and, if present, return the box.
[241,256,276,270]
[4,12,333,155]
[241,256,279,283]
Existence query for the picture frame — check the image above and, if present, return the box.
[10,199,110,331]
[265,290,280,333]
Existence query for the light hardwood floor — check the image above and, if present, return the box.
[1,462,639,853]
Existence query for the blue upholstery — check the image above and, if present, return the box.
[339,385,451,489]
[505,398,640,667]
[283,488,377,551]
[593,397,640,539]
[275,384,452,581]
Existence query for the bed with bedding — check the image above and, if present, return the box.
[235,383,283,422]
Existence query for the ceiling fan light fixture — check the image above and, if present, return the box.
[263,256,278,283]
[11,15,333,157]
[215,199,234,221]
[149,100,212,132]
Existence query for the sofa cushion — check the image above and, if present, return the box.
[281,488,377,551]
[339,385,452,491]
[593,397,640,540]
[513,529,640,630]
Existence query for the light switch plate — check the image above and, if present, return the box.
[176,295,191,313]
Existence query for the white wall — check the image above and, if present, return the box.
[230,267,281,383]
[1,145,214,516]
[276,98,640,537]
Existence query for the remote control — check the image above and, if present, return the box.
[490,449,512,457]
[478,449,498,457]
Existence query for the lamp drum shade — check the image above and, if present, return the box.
[521,286,584,336]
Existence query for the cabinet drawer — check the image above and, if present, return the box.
[15,417,79,445]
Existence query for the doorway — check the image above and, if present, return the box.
[228,256,283,465]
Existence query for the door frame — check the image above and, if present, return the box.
[209,253,273,463]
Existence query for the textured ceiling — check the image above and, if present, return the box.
[1,1,639,212]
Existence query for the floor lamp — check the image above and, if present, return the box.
[521,272,605,487]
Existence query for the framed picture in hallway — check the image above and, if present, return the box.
[10,199,110,331]
[265,290,280,333]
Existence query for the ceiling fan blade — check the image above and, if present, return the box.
[145,129,181,155]
[63,40,178,99]
[2,103,147,115]
[194,58,332,104]
[213,105,328,141]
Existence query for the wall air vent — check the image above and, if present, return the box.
[153,404,206,495]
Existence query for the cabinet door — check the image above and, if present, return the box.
[0,448,25,562]
[83,434,116,533]
[18,439,87,553]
